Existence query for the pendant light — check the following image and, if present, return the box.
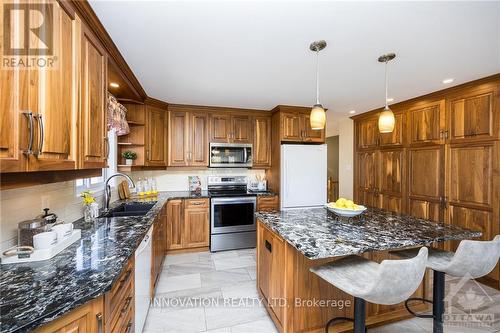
[378,53,396,133]
[309,40,327,130]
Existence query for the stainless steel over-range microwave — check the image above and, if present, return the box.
[209,143,252,168]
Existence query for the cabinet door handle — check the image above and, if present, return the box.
[120,296,133,317]
[146,149,150,160]
[125,321,133,333]
[265,240,272,253]
[23,111,34,155]
[35,114,44,156]
[104,137,109,159]
[96,312,103,333]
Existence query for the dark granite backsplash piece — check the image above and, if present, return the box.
[255,207,482,260]
[0,191,208,333]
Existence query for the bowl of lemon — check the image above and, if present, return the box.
[325,198,367,217]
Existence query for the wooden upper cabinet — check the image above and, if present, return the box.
[253,116,272,168]
[28,2,80,171]
[210,113,232,143]
[231,114,253,143]
[407,146,444,222]
[168,107,209,167]
[280,112,302,141]
[379,112,404,147]
[0,59,28,172]
[357,118,379,150]
[210,112,253,144]
[274,106,325,143]
[301,113,325,143]
[189,112,209,166]
[168,111,189,166]
[448,87,498,142]
[79,21,108,169]
[408,100,445,146]
[146,106,167,166]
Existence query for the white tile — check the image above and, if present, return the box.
[164,260,216,276]
[213,256,256,271]
[152,287,222,312]
[230,317,278,333]
[210,250,239,259]
[144,307,206,333]
[245,266,256,280]
[204,303,267,330]
[156,273,201,293]
[165,252,202,265]
[201,269,251,289]
[203,328,231,333]
[221,280,260,300]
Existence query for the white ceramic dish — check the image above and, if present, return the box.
[325,204,367,217]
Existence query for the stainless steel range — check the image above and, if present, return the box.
[208,176,256,252]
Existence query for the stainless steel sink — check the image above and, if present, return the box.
[99,202,156,218]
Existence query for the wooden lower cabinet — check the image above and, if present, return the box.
[256,195,279,212]
[104,258,135,333]
[257,221,429,333]
[34,297,104,333]
[151,211,167,296]
[166,198,209,251]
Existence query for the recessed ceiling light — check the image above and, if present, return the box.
[349,110,356,114]
[386,98,394,102]
[109,82,120,88]
[442,78,454,84]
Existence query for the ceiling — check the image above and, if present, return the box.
[90,1,500,118]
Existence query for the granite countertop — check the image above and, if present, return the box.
[0,191,209,333]
[255,207,482,260]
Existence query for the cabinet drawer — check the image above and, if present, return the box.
[110,286,134,333]
[185,198,209,209]
[105,258,134,332]
[257,196,279,212]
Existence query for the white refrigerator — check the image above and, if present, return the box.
[280,144,327,209]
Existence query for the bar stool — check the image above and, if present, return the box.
[310,247,428,333]
[392,235,500,333]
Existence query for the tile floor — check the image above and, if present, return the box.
[143,249,500,333]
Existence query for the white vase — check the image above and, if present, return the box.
[125,159,133,166]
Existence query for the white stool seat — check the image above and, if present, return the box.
[310,247,428,305]
[393,235,500,278]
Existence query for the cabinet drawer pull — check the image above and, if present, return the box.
[191,202,204,205]
[265,240,272,253]
[120,296,133,317]
[23,111,34,155]
[125,321,133,333]
[96,312,103,333]
[35,114,44,156]
[118,269,132,290]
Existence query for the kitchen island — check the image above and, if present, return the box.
[255,207,482,333]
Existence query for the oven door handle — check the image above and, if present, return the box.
[211,197,256,204]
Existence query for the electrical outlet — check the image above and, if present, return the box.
[41,195,50,210]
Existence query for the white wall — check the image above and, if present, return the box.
[327,115,355,200]
[338,117,354,199]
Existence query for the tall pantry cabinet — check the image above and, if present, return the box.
[353,75,500,289]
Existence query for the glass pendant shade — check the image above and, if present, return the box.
[378,106,395,133]
[310,104,326,130]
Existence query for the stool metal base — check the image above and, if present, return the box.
[324,298,366,333]
[403,270,445,333]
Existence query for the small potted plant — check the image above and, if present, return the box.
[122,151,137,166]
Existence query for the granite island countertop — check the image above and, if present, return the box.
[0,191,209,333]
[255,207,482,260]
